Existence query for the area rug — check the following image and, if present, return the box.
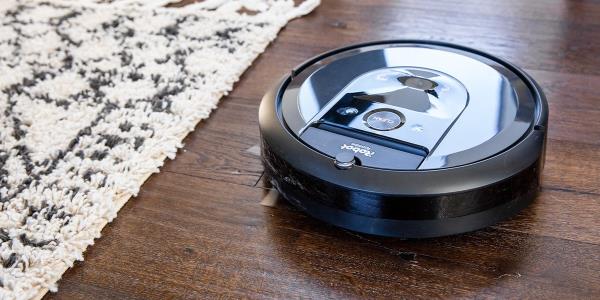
[0,0,319,298]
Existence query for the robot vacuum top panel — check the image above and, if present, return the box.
[278,42,540,170]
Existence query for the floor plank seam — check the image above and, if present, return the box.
[162,170,262,188]
[491,226,600,246]
[541,186,600,197]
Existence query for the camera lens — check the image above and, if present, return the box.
[398,76,437,91]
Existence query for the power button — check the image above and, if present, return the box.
[364,109,405,131]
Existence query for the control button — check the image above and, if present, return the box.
[364,109,404,131]
[336,106,359,116]
[334,152,355,170]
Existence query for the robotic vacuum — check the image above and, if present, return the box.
[259,41,548,238]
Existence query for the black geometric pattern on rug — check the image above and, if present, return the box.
[0,0,318,298]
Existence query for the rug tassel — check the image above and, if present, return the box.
[286,0,321,21]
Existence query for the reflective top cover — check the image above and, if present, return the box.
[279,43,538,170]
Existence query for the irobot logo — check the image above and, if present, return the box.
[341,143,375,157]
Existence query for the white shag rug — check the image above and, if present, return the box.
[0,0,319,298]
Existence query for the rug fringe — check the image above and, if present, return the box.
[177,0,320,19]
[48,0,321,18]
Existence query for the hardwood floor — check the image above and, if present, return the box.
[45,0,600,299]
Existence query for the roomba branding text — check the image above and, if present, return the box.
[341,143,375,157]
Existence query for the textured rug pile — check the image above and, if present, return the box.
[0,0,318,298]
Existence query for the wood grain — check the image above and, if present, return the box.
[45,0,600,299]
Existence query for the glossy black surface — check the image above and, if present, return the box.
[281,43,537,169]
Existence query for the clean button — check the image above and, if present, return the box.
[364,109,404,131]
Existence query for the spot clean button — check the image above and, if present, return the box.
[364,109,405,131]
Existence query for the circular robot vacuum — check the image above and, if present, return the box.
[259,41,548,238]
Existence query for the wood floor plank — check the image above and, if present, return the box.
[493,188,600,244]
[161,100,263,187]
[543,139,600,195]
[249,0,600,76]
